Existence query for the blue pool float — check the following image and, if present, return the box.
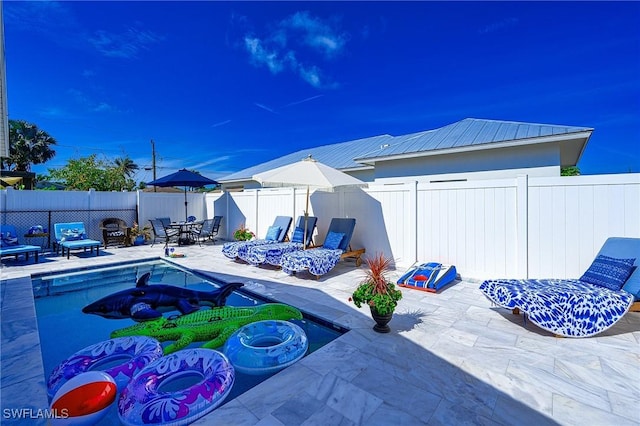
[47,336,163,398]
[118,349,235,426]
[223,320,308,375]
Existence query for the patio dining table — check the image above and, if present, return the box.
[167,221,202,246]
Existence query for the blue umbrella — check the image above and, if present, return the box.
[148,169,219,221]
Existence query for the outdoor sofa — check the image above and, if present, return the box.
[53,222,102,259]
[0,224,41,263]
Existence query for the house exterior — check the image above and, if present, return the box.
[218,118,592,190]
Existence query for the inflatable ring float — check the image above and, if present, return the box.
[47,336,163,398]
[223,320,308,375]
[118,349,235,426]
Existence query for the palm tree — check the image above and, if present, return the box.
[114,156,139,177]
[3,120,57,171]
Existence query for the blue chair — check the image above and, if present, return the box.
[149,219,179,247]
[242,216,318,267]
[0,224,41,263]
[53,222,102,259]
[280,218,365,278]
[222,216,292,260]
[191,216,223,246]
[480,237,640,337]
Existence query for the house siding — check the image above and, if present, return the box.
[372,143,561,181]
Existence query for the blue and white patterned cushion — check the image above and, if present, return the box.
[479,278,633,337]
[222,239,280,259]
[323,232,344,250]
[243,242,305,266]
[61,228,86,241]
[579,255,636,291]
[281,248,343,277]
[291,227,305,243]
[265,226,281,241]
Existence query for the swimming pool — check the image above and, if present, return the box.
[33,259,346,425]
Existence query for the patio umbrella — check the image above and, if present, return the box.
[147,169,219,221]
[0,176,23,188]
[252,155,367,248]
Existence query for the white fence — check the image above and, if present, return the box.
[2,173,639,280]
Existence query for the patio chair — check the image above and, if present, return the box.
[157,217,172,227]
[99,218,131,248]
[280,218,365,279]
[191,216,223,246]
[242,216,318,267]
[480,237,640,337]
[222,216,292,260]
[149,219,179,247]
[0,224,41,263]
[53,222,102,259]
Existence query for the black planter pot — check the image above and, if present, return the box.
[370,308,393,333]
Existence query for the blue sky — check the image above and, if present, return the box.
[4,1,639,182]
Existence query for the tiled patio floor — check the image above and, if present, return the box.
[1,243,639,425]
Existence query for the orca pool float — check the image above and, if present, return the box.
[47,336,163,398]
[223,320,308,375]
[118,348,235,426]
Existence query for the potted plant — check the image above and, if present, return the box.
[349,252,403,333]
[130,222,152,245]
[233,224,255,241]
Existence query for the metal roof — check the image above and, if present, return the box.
[219,118,593,183]
[219,133,393,183]
[355,118,593,162]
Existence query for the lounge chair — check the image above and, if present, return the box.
[149,219,179,247]
[191,216,223,246]
[222,216,292,260]
[99,217,131,248]
[242,216,318,267]
[480,237,640,337]
[280,218,365,278]
[53,222,102,259]
[0,225,41,263]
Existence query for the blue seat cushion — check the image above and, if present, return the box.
[323,232,344,250]
[265,226,281,241]
[291,227,305,243]
[579,255,636,291]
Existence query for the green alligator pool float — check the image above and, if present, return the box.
[110,303,303,354]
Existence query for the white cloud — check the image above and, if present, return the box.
[89,27,164,59]
[242,11,348,89]
[478,17,519,35]
[282,11,347,58]
[254,103,278,114]
[244,37,284,74]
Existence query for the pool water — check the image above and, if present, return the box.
[33,260,345,425]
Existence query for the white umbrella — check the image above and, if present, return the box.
[252,155,367,248]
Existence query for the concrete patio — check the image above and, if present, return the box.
[1,242,639,425]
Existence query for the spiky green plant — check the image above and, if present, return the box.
[350,253,403,316]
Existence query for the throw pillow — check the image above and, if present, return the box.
[61,228,86,241]
[292,227,305,243]
[265,226,281,241]
[579,255,636,291]
[323,232,344,250]
[0,232,19,247]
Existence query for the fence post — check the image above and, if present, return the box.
[516,175,529,278]
[410,180,418,265]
